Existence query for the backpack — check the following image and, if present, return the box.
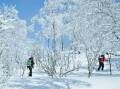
[98,55,105,62]
[27,60,32,66]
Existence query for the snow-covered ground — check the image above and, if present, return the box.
[3,63,120,89]
[2,53,120,89]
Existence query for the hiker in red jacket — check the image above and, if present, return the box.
[97,55,107,71]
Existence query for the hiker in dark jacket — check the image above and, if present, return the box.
[27,56,34,76]
[97,55,107,71]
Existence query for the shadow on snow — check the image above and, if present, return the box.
[7,75,91,89]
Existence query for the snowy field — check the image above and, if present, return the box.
[2,53,120,89]
[4,64,120,89]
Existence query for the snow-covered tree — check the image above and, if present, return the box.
[0,5,31,86]
[32,0,120,77]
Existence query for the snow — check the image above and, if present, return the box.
[0,0,120,89]
[3,64,120,89]
[2,53,120,89]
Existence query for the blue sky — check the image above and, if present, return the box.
[113,0,120,2]
[0,0,45,24]
[0,0,45,39]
